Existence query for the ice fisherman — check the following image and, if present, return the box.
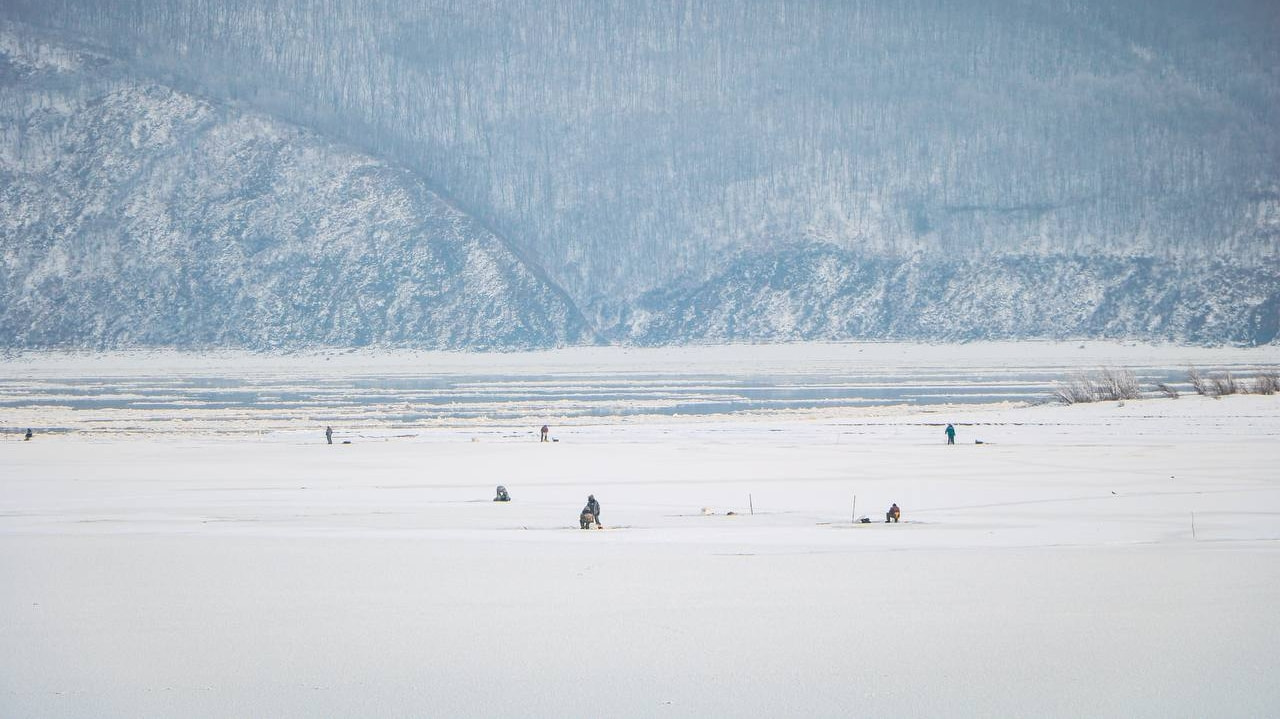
[540,424,549,442]
[945,423,956,445]
[580,494,601,529]
[24,428,32,441]
[886,503,901,523]
[325,426,333,444]
[494,485,511,502]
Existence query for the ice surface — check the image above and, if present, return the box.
[3,341,1278,435]
[1,343,1278,717]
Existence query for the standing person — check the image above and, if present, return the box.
[325,426,333,445]
[24,428,32,441]
[585,494,601,528]
[540,424,549,442]
[945,423,956,445]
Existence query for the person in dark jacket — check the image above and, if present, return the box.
[580,494,601,528]
[325,426,333,445]
[494,485,511,502]
[24,428,33,441]
[944,424,956,444]
[886,503,901,523]
[540,425,549,442]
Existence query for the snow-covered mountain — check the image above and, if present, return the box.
[5,1,1276,327]
[0,27,591,350]
[615,243,1280,346]
[1,4,1278,350]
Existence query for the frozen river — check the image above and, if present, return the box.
[2,342,1279,718]
[2,342,1274,433]
[0,367,1191,418]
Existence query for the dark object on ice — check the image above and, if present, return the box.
[579,510,596,529]
[945,424,956,444]
[341,440,352,445]
[858,517,872,524]
[494,485,511,502]
[540,424,549,442]
[325,425,333,444]
[974,439,984,445]
[24,428,32,441]
[885,503,901,523]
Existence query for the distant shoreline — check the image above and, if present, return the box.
[2,340,1277,376]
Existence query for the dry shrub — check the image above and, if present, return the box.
[1052,367,1141,404]
[1053,375,1095,405]
[1211,372,1239,396]
[1250,370,1279,395]
[1096,367,1141,401]
[1188,366,1209,395]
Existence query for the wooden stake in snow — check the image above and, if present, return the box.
[1191,511,1197,540]
[749,494,754,516]
[851,495,857,524]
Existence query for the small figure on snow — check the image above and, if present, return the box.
[325,426,333,445]
[580,494,601,529]
[540,424,549,442]
[494,485,511,502]
[24,428,33,441]
[885,503,901,523]
[944,423,956,445]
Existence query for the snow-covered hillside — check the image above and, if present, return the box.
[4,1,1276,323]
[0,26,591,350]
[1,7,1278,349]
[617,243,1280,345]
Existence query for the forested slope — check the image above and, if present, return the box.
[0,27,590,350]
[5,1,1277,324]
[2,2,1278,348]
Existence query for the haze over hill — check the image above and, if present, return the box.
[1,2,1278,349]
[0,25,590,350]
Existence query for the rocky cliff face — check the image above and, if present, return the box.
[615,243,1280,346]
[0,28,591,350]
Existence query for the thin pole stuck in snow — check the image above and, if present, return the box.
[749,493,754,516]
[1191,511,1196,540]
[852,495,857,524]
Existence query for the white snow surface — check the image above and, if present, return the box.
[2,342,1279,717]
[7,338,1276,376]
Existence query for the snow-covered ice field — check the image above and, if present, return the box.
[2,343,1279,717]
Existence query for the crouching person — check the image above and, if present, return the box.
[885,503,901,523]
[580,494,602,529]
